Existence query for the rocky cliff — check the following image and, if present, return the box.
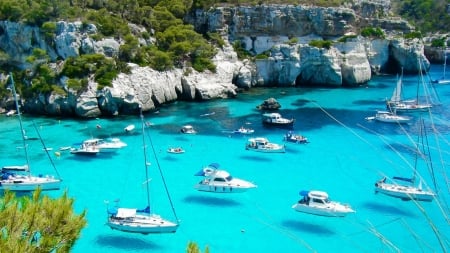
[0,3,437,117]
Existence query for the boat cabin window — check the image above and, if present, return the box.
[213,178,226,182]
[225,176,233,181]
[312,198,325,204]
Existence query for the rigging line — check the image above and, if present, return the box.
[357,121,450,224]
[32,121,61,179]
[366,220,401,253]
[140,111,151,211]
[9,73,30,174]
[420,118,438,191]
[423,108,450,216]
[307,100,376,148]
[238,193,316,252]
[425,108,450,196]
[345,217,402,237]
[399,218,434,253]
[356,123,417,177]
[142,111,179,223]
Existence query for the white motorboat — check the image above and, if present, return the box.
[374,177,435,202]
[6,110,16,116]
[167,147,185,154]
[365,111,411,124]
[0,73,61,192]
[245,137,285,153]
[284,131,308,143]
[106,109,179,234]
[83,138,127,153]
[292,190,355,217]
[262,112,294,128]
[181,125,197,134]
[124,124,135,132]
[194,163,256,193]
[233,127,254,135]
[70,144,100,156]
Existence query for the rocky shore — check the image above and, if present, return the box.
[0,3,448,117]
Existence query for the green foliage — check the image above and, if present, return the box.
[156,0,192,19]
[86,9,130,37]
[255,51,270,60]
[431,38,446,48]
[360,27,385,39]
[150,6,183,33]
[232,40,252,60]
[288,37,299,45]
[206,32,225,48]
[309,40,333,49]
[0,189,86,252]
[187,241,210,253]
[403,31,422,39]
[62,54,119,89]
[396,0,450,33]
[337,34,357,43]
[66,78,84,91]
[41,22,57,39]
[140,46,174,71]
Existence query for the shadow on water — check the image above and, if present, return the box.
[362,202,416,217]
[239,155,274,162]
[352,99,386,106]
[183,195,241,207]
[281,219,335,236]
[96,235,161,250]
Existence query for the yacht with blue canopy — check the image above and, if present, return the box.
[194,163,257,193]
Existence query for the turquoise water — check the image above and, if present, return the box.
[1,65,449,252]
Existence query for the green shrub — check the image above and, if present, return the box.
[431,38,446,48]
[309,40,333,49]
[404,31,422,39]
[41,22,57,39]
[338,35,357,43]
[360,27,385,39]
[288,37,299,45]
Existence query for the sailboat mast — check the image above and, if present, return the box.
[9,73,31,174]
[140,109,151,209]
[443,53,447,79]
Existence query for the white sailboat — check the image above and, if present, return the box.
[386,67,432,113]
[106,109,179,234]
[374,119,435,202]
[432,49,450,84]
[0,74,61,192]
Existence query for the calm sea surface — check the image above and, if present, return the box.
[1,65,449,253]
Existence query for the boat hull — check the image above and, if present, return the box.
[291,203,353,217]
[194,184,253,193]
[0,177,61,192]
[262,121,294,129]
[106,215,178,234]
[375,117,411,123]
[246,146,285,153]
[374,184,434,202]
[70,149,99,156]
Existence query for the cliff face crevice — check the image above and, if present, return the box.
[0,3,438,117]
